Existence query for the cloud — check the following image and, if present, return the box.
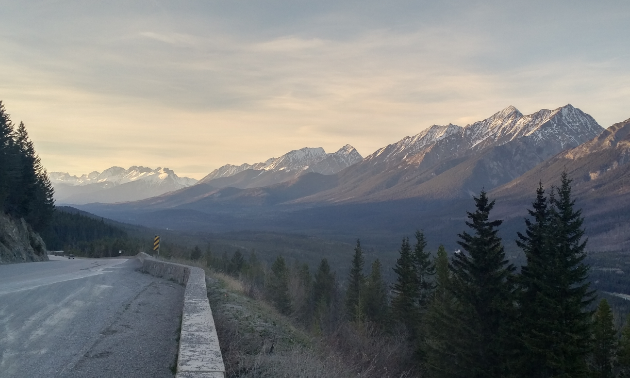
[0,1,629,178]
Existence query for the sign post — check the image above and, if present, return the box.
[153,235,160,256]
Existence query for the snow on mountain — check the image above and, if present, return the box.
[201,145,362,182]
[50,166,198,187]
[461,104,602,151]
[364,124,462,166]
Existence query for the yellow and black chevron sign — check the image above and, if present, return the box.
[153,235,160,251]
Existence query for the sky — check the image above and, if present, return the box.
[1,1,629,179]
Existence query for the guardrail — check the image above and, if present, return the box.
[137,253,225,378]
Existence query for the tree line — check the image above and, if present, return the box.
[39,208,145,258]
[194,173,630,378]
[0,101,55,231]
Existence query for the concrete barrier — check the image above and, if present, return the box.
[137,253,225,378]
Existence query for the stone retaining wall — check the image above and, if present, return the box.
[137,253,225,378]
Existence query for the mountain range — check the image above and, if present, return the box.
[198,145,363,189]
[50,166,197,204]
[74,105,630,253]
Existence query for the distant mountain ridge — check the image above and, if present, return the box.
[50,166,198,204]
[292,104,602,203]
[75,106,630,255]
[50,166,197,187]
[201,145,362,181]
[78,104,602,212]
[198,145,362,189]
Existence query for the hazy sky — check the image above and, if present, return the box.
[1,1,629,179]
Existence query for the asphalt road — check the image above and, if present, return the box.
[0,256,184,378]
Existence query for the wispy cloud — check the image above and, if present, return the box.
[0,1,629,178]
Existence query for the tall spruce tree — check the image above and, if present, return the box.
[515,182,556,377]
[424,245,463,378]
[9,122,39,218]
[312,258,337,333]
[268,256,292,315]
[0,105,54,230]
[450,190,515,378]
[413,230,435,316]
[618,315,630,377]
[546,172,594,377]
[591,299,617,378]
[313,258,336,308]
[346,239,365,321]
[391,236,419,333]
[0,101,18,210]
[363,259,388,325]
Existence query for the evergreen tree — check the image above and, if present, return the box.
[391,236,419,332]
[0,111,54,230]
[190,245,202,260]
[346,239,365,321]
[591,299,617,378]
[313,258,336,308]
[618,315,630,377]
[546,172,594,377]
[413,230,435,322]
[515,182,556,377]
[312,258,337,333]
[33,167,55,231]
[0,101,18,211]
[450,190,515,378]
[205,245,213,267]
[363,259,388,325]
[229,250,245,274]
[268,256,292,315]
[294,263,314,325]
[424,245,462,378]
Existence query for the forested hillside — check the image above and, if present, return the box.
[0,101,55,232]
[195,174,630,378]
[39,207,147,257]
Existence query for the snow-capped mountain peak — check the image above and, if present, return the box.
[365,123,462,164]
[263,147,327,172]
[49,166,198,187]
[201,145,363,182]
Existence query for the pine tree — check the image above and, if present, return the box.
[515,182,556,377]
[313,258,336,308]
[268,256,292,315]
[0,101,18,211]
[190,245,202,260]
[1,118,54,230]
[33,167,55,231]
[546,172,594,377]
[229,250,245,274]
[618,315,630,377]
[413,230,435,310]
[424,245,463,378]
[10,122,39,217]
[449,190,515,378]
[294,263,314,325]
[591,299,617,378]
[391,237,419,333]
[363,259,388,325]
[312,258,337,333]
[346,239,365,321]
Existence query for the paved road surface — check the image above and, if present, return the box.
[0,256,184,378]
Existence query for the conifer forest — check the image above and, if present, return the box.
[200,174,630,378]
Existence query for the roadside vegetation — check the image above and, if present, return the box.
[167,173,630,378]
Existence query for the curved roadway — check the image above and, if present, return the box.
[0,256,183,378]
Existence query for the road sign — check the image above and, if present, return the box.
[153,235,160,255]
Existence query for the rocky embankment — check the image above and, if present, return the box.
[0,212,48,264]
